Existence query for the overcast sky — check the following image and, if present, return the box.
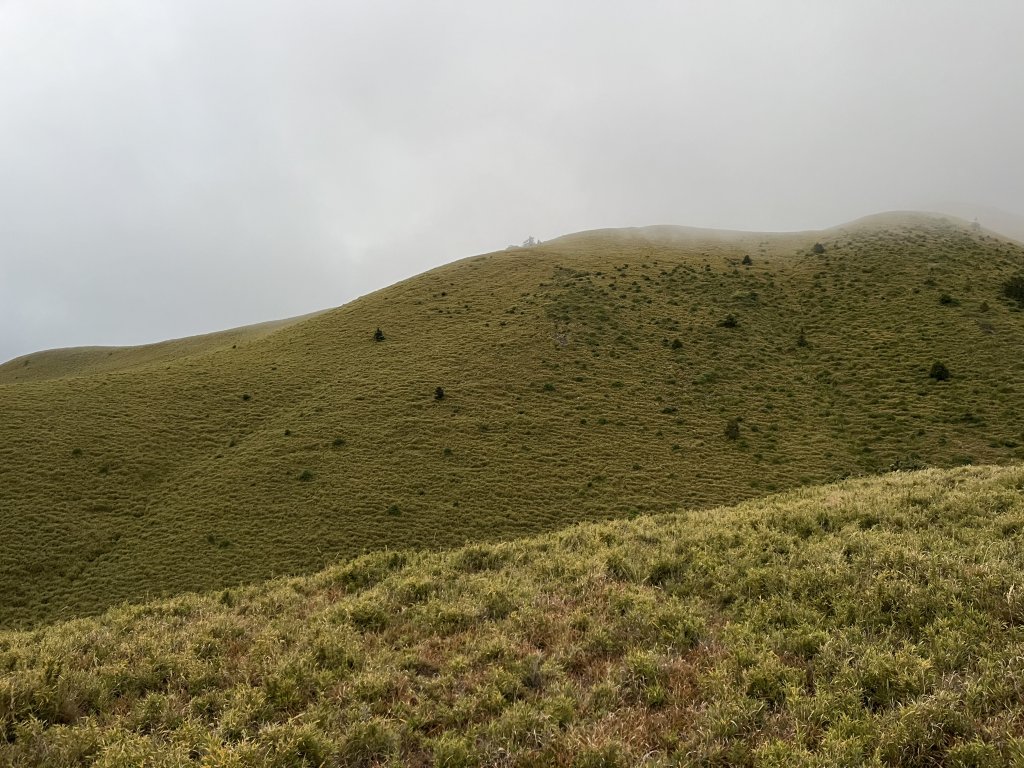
[2,1,1022,362]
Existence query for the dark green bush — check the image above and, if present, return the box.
[1003,276,1024,306]
[929,361,950,381]
[724,419,741,440]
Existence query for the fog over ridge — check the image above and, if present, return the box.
[1,1,1022,362]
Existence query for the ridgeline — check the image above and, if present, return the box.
[1,212,1023,627]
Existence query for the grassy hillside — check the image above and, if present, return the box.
[0,314,315,384]
[2,465,1023,766]
[2,212,1024,628]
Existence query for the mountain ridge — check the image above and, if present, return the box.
[0,210,997,376]
[2,211,1023,628]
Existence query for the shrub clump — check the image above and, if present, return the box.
[434,387,445,401]
[373,327,385,342]
[1003,276,1024,306]
[718,315,739,328]
[929,361,950,381]
[741,254,753,266]
[724,419,741,440]
[812,242,826,254]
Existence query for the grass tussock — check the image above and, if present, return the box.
[1,213,1024,627]
[2,465,1024,765]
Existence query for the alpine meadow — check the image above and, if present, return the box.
[3,212,1024,766]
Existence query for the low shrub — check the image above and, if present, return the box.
[1003,275,1024,306]
[929,361,950,381]
[725,419,741,440]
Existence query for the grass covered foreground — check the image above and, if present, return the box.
[3,464,1024,766]
[2,213,1024,628]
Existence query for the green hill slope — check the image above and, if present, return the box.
[0,314,315,385]
[2,465,1023,766]
[2,212,1024,628]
